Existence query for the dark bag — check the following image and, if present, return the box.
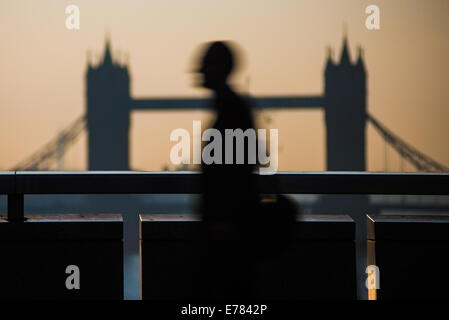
[251,194,297,262]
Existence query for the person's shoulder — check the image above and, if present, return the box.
[229,91,254,111]
[240,93,254,107]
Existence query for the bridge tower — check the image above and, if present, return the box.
[86,38,131,170]
[323,39,369,299]
[324,37,366,171]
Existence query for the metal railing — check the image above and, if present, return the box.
[2,171,449,222]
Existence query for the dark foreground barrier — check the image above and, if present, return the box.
[367,214,449,300]
[1,171,448,300]
[140,213,356,300]
[0,214,123,299]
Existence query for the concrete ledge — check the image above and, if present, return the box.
[0,214,123,300]
[367,214,449,300]
[140,213,356,300]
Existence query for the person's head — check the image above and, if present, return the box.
[197,41,235,90]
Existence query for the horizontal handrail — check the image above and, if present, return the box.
[0,171,448,195]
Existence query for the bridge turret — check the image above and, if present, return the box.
[86,38,131,170]
[324,36,367,171]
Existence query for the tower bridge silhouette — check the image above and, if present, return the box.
[85,37,366,172]
[12,37,448,176]
[15,36,447,174]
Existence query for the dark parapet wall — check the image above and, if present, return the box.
[0,214,123,299]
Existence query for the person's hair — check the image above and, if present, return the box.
[202,41,234,77]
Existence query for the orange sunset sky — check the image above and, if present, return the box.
[0,0,448,171]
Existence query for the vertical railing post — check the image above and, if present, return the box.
[8,194,25,222]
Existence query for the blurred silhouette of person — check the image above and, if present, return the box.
[193,41,296,300]
[195,41,258,300]
[198,42,258,225]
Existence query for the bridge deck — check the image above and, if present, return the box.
[131,96,324,110]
